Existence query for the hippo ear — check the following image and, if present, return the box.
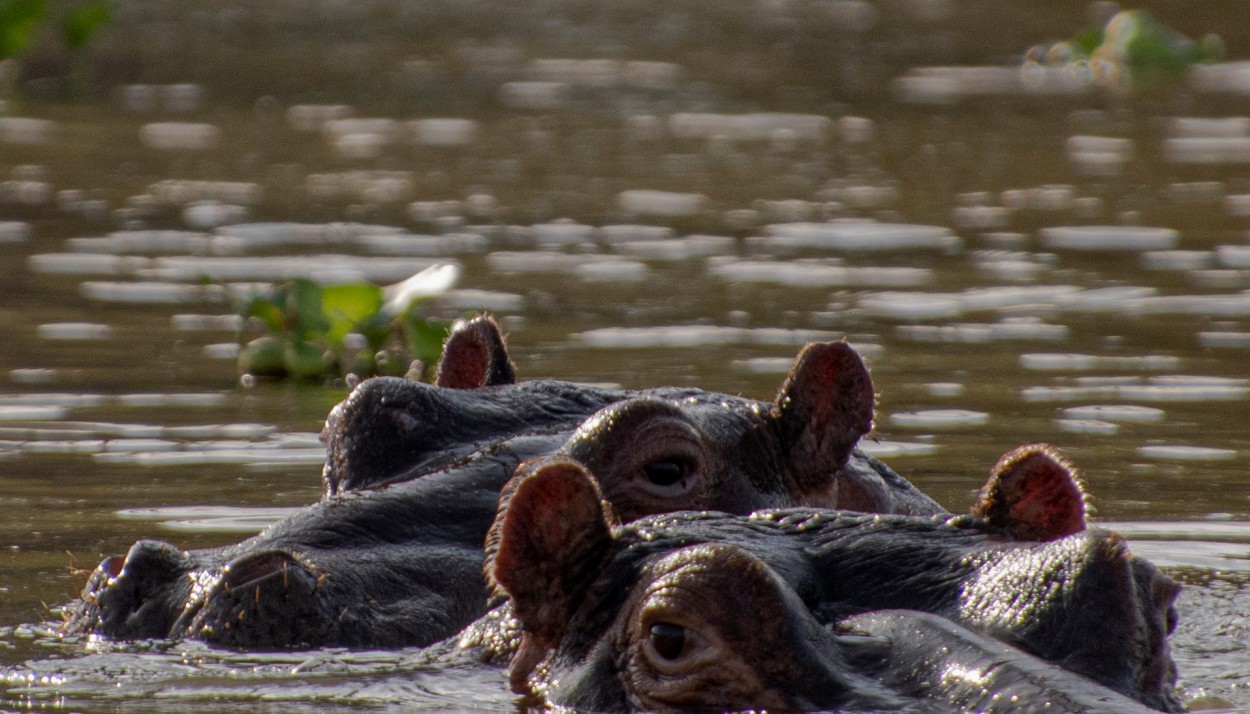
[434,315,517,389]
[487,456,616,694]
[972,444,1087,541]
[770,342,875,499]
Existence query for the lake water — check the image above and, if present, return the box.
[2,0,1250,710]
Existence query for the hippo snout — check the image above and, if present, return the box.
[79,539,195,640]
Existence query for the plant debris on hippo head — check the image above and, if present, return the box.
[484,450,1181,712]
[63,315,940,650]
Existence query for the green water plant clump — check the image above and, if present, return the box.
[1028,9,1223,86]
[1,0,111,99]
[236,264,458,382]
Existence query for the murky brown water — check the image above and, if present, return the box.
[2,0,1250,710]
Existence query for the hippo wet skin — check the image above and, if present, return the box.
[63,316,939,649]
[483,452,1182,712]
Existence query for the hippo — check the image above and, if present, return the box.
[63,316,940,649]
[479,448,1181,712]
[321,316,943,517]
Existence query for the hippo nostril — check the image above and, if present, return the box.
[643,459,689,488]
[648,621,689,661]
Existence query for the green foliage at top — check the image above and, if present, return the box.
[62,1,110,52]
[0,0,47,59]
[1040,9,1222,78]
[0,0,109,57]
[1095,10,1216,72]
[237,278,448,382]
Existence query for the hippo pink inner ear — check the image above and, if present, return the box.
[434,315,517,389]
[487,456,615,691]
[973,444,1087,541]
[770,341,875,499]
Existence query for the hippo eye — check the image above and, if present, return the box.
[648,621,689,661]
[643,459,688,487]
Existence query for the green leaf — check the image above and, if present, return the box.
[237,336,286,377]
[403,313,446,369]
[243,295,286,334]
[356,312,393,353]
[321,282,383,348]
[62,0,109,51]
[1101,10,1201,73]
[283,339,330,380]
[0,0,48,58]
[284,278,330,340]
[1071,28,1102,57]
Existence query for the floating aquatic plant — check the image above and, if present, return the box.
[1028,9,1222,89]
[0,0,111,99]
[235,264,459,382]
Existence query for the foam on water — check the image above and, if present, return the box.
[1055,418,1119,435]
[1163,137,1250,165]
[614,236,734,260]
[81,281,222,304]
[1040,226,1179,251]
[574,325,839,348]
[28,254,152,275]
[617,189,707,218]
[1198,332,1250,348]
[575,260,648,282]
[36,323,113,340]
[899,321,1069,343]
[66,230,212,255]
[711,260,933,288]
[762,221,959,252]
[0,405,68,421]
[1020,353,1180,371]
[139,122,220,151]
[857,440,939,458]
[143,255,451,283]
[1138,445,1237,461]
[1060,405,1166,422]
[117,505,300,533]
[890,409,990,428]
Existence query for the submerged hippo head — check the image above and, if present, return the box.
[486,454,1181,712]
[65,316,938,650]
[322,315,941,515]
